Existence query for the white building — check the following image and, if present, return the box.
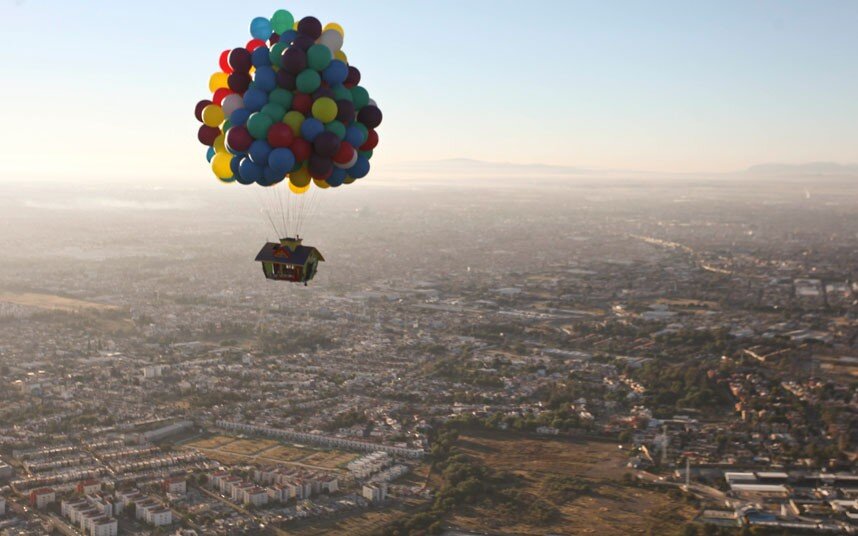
[245,488,269,507]
[0,496,6,516]
[91,518,118,536]
[163,477,187,495]
[362,483,387,503]
[30,488,56,509]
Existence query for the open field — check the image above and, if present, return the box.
[449,430,696,536]
[184,435,357,471]
[0,291,117,311]
[301,449,359,469]
[287,500,428,536]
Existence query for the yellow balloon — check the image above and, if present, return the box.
[289,181,311,194]
[283,111,305,136]
[324,22,345,37]
[213,133,226,153]
[209,72,229,93]
[313,178,330,189]
[343,176,356,185]
[202,104,225,127]
[334,50,348,64]
[311,97,338,123]
[211,152,234,180]
[289,165,312,188]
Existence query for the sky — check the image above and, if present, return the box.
[1,0,857,183]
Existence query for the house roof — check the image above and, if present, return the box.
[255,242,325,266]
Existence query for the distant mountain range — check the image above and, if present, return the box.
[744,162,858,177]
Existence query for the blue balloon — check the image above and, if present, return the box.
[280,29,298,45]
[239,157,263,184]
[259,166,286,186]
[243,88,268,112]
[249,140,272,165]
[269,148,296,175]
[327,167,346,187]
[254,66,277,93]
[250,17,273,41]
[206,147,216,163]
[349,155,370,179]
[230,108,251,127]
[345,125,365,147]
[230,155,243,179]
[300,118,325,142]
[252,46,272,67]
[322,60,349,86]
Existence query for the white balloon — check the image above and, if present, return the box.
[318,29,344,53]
[221,94,244,117]
[368,98,377,107]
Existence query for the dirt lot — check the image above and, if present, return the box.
[185,435,357,471]
[0,291,117,311]
[449,430,696,535]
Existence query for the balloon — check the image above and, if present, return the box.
[198,125,220,146]
[332,85,352,102]
[324,22,345,37]
[300,117,325,142]
[351,86,369,109]
[343,176,356,185]
[292,34,315,51]
[309,154,333,179]
[307,44,333,71]
[276,70,297,91]
[334,50,348,64]
[222,94,244,117]
[212,88,232,106]
[357,105,382,129]
[213,134,226,153]
[248,139,272,165]
[239,157,264,183]
[250,17,273,41]
[209,72,229,93]
[311,97,338,123]
[268,88,293,109]
[289,181,311,194]
[246,112,274,139]
[322,61,349,86]
[327,167,347,187]
[212,152,234,179]
[345,66,361,88]
[226,126,253,152]
[235,160,256,185]
[251,45,272,67]
[230,155,242,177]
[313,87,336,101]
[314,131,340,158]
[269,42,288,66]
[313,178,330,189]
[261,102,287,122]
[349,154,370,178]
[228,48,252,72]
[267,123,294,148]
[281,47,307,75]
[345,124,366,147]
[195,100,212,122]
[290,164,312,187]
[230,108,251,127]
[325,120,346,140]
[333,142,356,165]
[206,147,216,163]
[243,88,268,112]
[269,32,280,45]
[291,92,312,115]
[290,138,312,162]
[361,129,379,151]
[297,16,322,39]
[269,147,296,174]
[334,148,358,169]
[280,29,297,45]
[283,111,305,136]
[318,29,344,53]
[335,100,355,124]
[201,104,225,127]
[296,69,321,93]
[246,39,266,52]
[228,72,252,93]
[271,9,295,34]
[254,66,277,92]
[219,50,233,74]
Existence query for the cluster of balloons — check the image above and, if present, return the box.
[195,9,382,193]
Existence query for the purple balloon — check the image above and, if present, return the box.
[309,154,333,178]
[357,105,383,129]
[345,66,361,88]
[336,100,355,124]
[276,70,297,90]
[269,32,280,45]
[313,131,341,158]
[313,87,336,100]
[228,72,252,94]
[297,17,322,39]
[292,33,315,51]
[281,48,307,75]
[228,48,252,73]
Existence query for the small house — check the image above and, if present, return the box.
[255,237,324,284]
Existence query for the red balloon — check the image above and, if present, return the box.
[195,99,212,122]
[360,130,379,151]
[198,125,220,146]
[269,33,280,45]
[291,93,312,115]
[333,142,356,164]
[219,50,233,74]
[291,138,312,162]
[267,123,294,148]
[226,126,253,152]
[212,88,233,105]
[246,39,265,52]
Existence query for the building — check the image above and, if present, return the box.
[362,483,387,503]
[29,488,56,509]
[244,487,269,507]
[0,496,6,516]
[163,477,187,495]
[90,517,118,536]
[256,238,325,283]
[0,461,13,480]
[77,479,101,495]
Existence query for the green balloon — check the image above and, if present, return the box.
[261,103,287,122]
[351,86,370,109]
[360,149,373,159]
[269,42,288,66]
[307,44,333,72]
[332,85,352,102]
[269,88,293,109]
[296,69,322,93]
[271,10,294,34]
[247,113,274,140]
[325,120,346,140]
[222,120,232,133]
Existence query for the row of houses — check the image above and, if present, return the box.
[211,470,339,507]
[348,452,392,479]
[61,495,120,536]
[115,489,173,527]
